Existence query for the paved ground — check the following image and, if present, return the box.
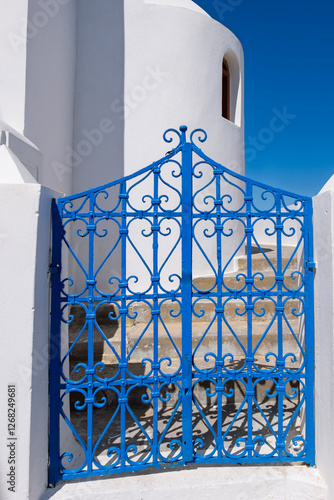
[62,386,302,473]
[41,465,327,500]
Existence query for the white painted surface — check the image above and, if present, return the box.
[124,0,244,177]
[0,120,42,181]
[0,145,37,184]
[0,184,58,500]
[72,0,125,194]
[0,0,28,133]
[40,465,327,500]
[313,178,334,500]
[144,0,209,16]
[24,0,76,194]
[123,0,244,285]
[71,0,245,293]
[0,0,76,194]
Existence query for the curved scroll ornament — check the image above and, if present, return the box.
[190,128,207,147]
[163,127,183,153]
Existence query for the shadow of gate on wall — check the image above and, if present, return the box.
[49,126,315,484]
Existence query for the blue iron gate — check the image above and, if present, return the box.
[49,126,315,484]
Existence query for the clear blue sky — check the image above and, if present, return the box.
[193,0,334,197]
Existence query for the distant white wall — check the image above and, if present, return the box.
[72,0,125,194]
[313,177,334,499]
[24,0,77,194]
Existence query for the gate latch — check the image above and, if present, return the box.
[305,260,316,271]
[49,264,60,276]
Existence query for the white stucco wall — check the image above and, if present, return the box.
[0,0,76,194]
[123,0,244,176]
[313,176,334,500]
[69,0,245,294]
[72,0,125,194]
[72,0,245,194]
[0,181,59,500]
[70,0,245,187]
[0,0,29,132]
[0,121,42,180]
[122,0,245,284]
[24,0,76,194]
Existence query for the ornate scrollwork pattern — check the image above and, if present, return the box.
[49,126,314,482]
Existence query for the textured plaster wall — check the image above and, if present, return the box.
[313,176,334,500]
[72,0,125,194]
[123,0,245,285]
[70,0,245,295]
[24,0,77,194]
[124,0,244,177]
[0,183,58,500]
[0,0,29,133]
[0,0,76,194]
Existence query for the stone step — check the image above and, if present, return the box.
[68,319,303,364]
[234,245,299,273]
[69,352,302,410]
[67,243,303,410]
[68,318,303,410]
[70,377,300,410]
[129,298,301,325]
[68,293,302,335]
[67,245,302,330]
[192,273,300,292]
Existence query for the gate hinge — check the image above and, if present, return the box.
[49,264,60,275]
[305,260,316,270]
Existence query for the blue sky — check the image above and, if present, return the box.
[193,0,334,197]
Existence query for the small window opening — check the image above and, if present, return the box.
[222,58,230,120]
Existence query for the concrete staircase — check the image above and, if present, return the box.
[68,245,303,408]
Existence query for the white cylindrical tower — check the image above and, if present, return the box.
[123,0,244,178]
[71,0,245,293]
[122,0,245,287]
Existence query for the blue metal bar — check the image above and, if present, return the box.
[180,126,193,462]
[48,199,63,486]
[245,181,254,459]
[275,192,284,462]
[120,181,127,468]
[152,161,160,464]
[86,193,95,473]
[304,197,315,465]
[215,164,223,456]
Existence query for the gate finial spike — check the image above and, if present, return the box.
[179,125,187,143]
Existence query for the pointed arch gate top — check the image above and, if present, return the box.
[49,126,315,484]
